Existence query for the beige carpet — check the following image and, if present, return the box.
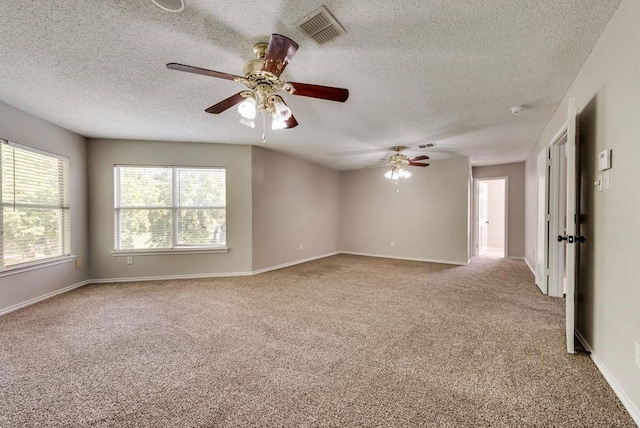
[0,255,635,427]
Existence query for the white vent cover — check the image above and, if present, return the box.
[296,6,346,45]
[418,143,436,149]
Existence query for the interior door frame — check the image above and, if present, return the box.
[548,130,568,298]
[474,177,509,257]
[536,147,550,294]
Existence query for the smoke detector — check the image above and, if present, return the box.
[152,0,184,12]
[510,105,523,114]
[296,6,346,45]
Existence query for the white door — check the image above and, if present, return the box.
[565,98,577,354]
[536,148,550,294]
[478,181,489,256]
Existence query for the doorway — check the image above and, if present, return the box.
[536,99,579,354]
[475,177,508,258]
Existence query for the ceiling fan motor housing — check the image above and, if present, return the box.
[243,42,269,75]
[243,59,264,75]
[390,153,409,165]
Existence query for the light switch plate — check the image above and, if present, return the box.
[636,342,640,369]
[602,170,610,190]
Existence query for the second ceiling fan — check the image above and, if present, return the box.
[167,34,349,130]
[384,146,430,179]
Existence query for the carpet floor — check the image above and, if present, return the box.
[0,255,635,427]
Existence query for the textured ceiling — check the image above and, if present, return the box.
[0,0,621,170]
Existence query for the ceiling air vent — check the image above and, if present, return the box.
[418,143,436,149]
[296,6,346,45]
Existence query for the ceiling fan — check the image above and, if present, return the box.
[166,34,349,131]
[383,146,430,179]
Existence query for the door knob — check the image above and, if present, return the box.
[558,234,586,244]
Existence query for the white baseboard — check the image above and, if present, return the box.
[1,254,342,315]
[574,329,639,425]
[340,251,468,266]
[0,280,91,317]
[589,351,640,426]
[524,258,536,276]
[252,252,340,275]
[91,252,342,283]
[90,270,254,284]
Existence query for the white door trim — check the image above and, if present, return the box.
[536,148,550,294]
[548,137,568,298]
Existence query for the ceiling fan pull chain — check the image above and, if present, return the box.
[262,111,267,143]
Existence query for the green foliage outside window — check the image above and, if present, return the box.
[114,166,226,250]
[1,141,70,268]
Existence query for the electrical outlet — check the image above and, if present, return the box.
[635,342,640,369]
[390,241,395,247]
[299,243,303,250]
[75,259,81,269]
[127,256,133,265]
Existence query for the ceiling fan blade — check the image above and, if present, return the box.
[408,161,430,167]
[409,155,430,161]
[205,92,245,114]
[167,63,241,81]
[288,82,349,102]
[262,34,299,77]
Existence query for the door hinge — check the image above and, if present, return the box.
[546,159,552,167]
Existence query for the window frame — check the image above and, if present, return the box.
[113,164,228,256]
[0,139,73,274]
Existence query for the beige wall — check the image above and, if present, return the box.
[0,102,89,313]
[251,147,340,270]
[340,157,470,264]
[87,139,253,279]
[524,0,640,418]
[473,162,525,257]
[486,180,506,249]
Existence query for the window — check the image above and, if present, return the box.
[1,140,70,270]
[114,166,226,251]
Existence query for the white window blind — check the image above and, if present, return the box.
[0,140,70,269]
[114,166,226,250]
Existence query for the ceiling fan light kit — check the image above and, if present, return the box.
[166,33,349,139]
[385,167,411,180]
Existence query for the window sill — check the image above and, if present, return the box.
[112,248,229,257]
[0,255,76,278]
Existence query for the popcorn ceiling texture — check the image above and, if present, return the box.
[0,1,621,169]
[0,255,634,427]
